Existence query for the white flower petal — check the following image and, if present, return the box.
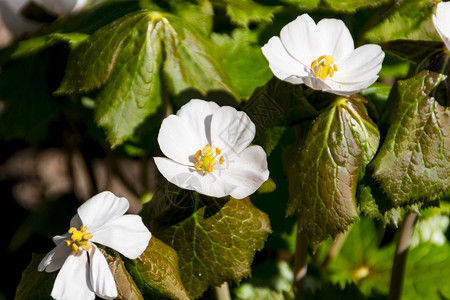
[316,18,354,61]
[91,215,151,259]
[433,2,450,51]
[51,252,95,300]
[261,36,308,83]
[280,14,319,67]
[333,44,384,83]
[38,238,72,273]
[158,114,201,165]
[176,99,220,146]
[154,157,202,190]
[210,106,256,155]
[77,191,129,230]
[325,76,379,96]
[88,245,118,299]
[220,146,269,199]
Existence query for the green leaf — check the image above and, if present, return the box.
[125,237,190,300]
[211,29,272,99]
[371,70,450,205]
[324,0,389,13]
[15,254,55,300]
[381,40,444,65]
[101,249,144,300]
[144,184,271,299]
[326,218,394,297]
[364,0,439,43]
[216,0,281,28]
[160,13,238,99]
[243,77,318,156]
[403,242,450,300]
[56,10,237,147]
[278,0,320,10]
[11,33,89,59]
[286,96,380,250]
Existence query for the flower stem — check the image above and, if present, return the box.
[388,211,418,300]
[214,282,231,300]
[321,229,349,268]
[293,215,308,299]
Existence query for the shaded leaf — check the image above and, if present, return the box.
[144,184,271,299]
[125,237,189,300]
[243,77,318,155]
[15,254,55,300]
[286,96,380,250]
[381,40,444,65]
[371,70,450,205]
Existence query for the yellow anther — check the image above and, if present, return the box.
[72,243,80,253]
[65,225,93,252]
[311,55,338,80]
[192,144,225,173]
[194,150,201,160]
[81,245,91,252]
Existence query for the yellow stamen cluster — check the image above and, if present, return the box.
[65,225,93,253]
[311,55,338,80]
[193,144,224,173]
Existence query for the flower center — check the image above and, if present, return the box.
[310,55,338,80]
[193,144,224,173]
[65,225,93,253]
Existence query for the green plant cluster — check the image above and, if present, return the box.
[1,0,449,299]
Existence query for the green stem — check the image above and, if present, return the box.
[388,211,419,300]
[214,282,231,300]
[293,215,308,299]
[321,229,349,268]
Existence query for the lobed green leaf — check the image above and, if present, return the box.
[144,184,271,299]
[371,70,450,205]
[286,96,380,250]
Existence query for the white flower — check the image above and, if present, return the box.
[0,0,89,36]
[433,2,450,52]
[261,14,385,96]
[154,99,269,199]
[38,191,151,300]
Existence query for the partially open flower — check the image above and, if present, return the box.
[38,191,151,300]
[154,99,269,199]
[262,14,385,96]
[433,1,450,52]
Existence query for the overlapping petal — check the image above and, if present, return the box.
[77,191,129,230]
[51,252,95,300]
[154,99,269,199]
[39,191,151,300]
[88,245,117,300]
[91,215,152,259]
[433,2,450,51]
[262,13,384,96]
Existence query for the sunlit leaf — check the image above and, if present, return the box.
[371,70,450,205]
[144,184,271,299]
[125,237,190,300]
[286,96,380,250]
